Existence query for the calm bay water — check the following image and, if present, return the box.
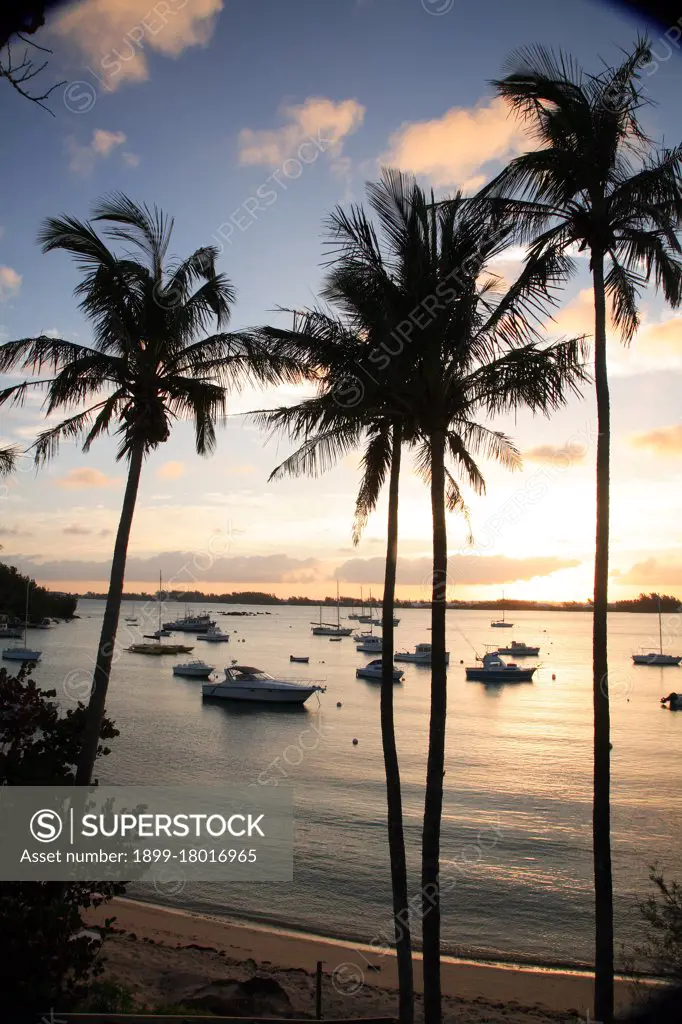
[25,599,682,967]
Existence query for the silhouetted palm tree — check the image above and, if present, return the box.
[258,169,588,1024]
[255,306,418,1024]
[0,194,304,786]
[483,41,682,1021]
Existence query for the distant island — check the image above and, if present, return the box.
[0,562,78,622]
[77,589,681,613]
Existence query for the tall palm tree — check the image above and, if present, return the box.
[483,41,682,1022]
[255,308,417,1024]
[257,170,588,1024]
[0,194,304,786]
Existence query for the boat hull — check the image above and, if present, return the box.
[2,648,42,661]
[466,667,535,682]
[356,668,403,682]
[311,627,352,636]
[496,647,540,657]
[633,654,681,666]
[202,683,316,704]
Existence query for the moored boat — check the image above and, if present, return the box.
[196,625,231,643]
[173,659,215,678]
[395,642,449,666]
[632,597,681,665]
[356,634,383,654]
[466,651,536,682]
[356,658,403,682]
[202,664,326,704]
[128,643,194,655]
[163,612,215,632]
[661,691,682,709]
[495,640,540,657]
[290,655,309,663]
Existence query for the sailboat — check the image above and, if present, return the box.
[130,572,193,655]
[358,588,382,626]
[491,590,513,628]
[2,582,42,662]
[632,596,681,666]
[124,601,138,624]
[311,583,352,636]
[348,587,363,620]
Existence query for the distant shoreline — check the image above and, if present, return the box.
[75,593,681,614]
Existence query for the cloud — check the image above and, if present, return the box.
[51,0,223,90]
[0,525,32,537]
[67,129,131,175]
[238,97,365,171]
[229,463,255,476]
[9,551,321,584]
[0,266,22,302]
[56,467,119,489]
[382,97,529,190]
[63,524,92,535]
[336,554,580,586]
[524,443,587,465]
[156,460,185,480]
[630,423,682,455]
[122,151,140,167]
[620,557,682,586]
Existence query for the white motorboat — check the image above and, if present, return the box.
[196,625,231,643]
[661,692,682,710]
[466,651,536,682]
[395,643,449,666]
[2,582,42,663]
[163,611,215,632]
[202,664,326,704]
[491,590,513,628]
[356,635,383,653]
[495,640,540,657]
[311,584,352,637]
[172,660,215,678]
[356,659,403,682]
[632,597,681,666]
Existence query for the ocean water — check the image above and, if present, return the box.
[20,599,682,968]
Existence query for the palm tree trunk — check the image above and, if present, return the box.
[591,250,614,1024]
[75,444,144,785]
[381,423,414,1024]
[422,428,447,1024]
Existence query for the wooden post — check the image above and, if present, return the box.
[316,959,323,1020]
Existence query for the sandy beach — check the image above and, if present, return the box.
[85,898,642,1022]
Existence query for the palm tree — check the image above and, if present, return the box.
[254,308,417,1024]
[0,194,304,786]
[483,41,682,1021]
[257,170,588,1024]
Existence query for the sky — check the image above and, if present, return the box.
[0,0,681,601]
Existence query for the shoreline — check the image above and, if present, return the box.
[86,896,644,1018]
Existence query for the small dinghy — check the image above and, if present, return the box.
[290,655,309,663]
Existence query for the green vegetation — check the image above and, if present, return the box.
[0,666,123,1014]
[0,560,77,621]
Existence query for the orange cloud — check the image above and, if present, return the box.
[383,97,529,190]
[56,467,119,489]
[67,129,130,175]
[0,266,22,302]
[238,97,365,167]
[524,443,587,465]
[156,460,185,480]
[631,424,682,456]
[51,0,223,90]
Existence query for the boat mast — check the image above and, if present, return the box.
[658,594,663,654]
[24,581,29,646]
[336,581,340,628]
